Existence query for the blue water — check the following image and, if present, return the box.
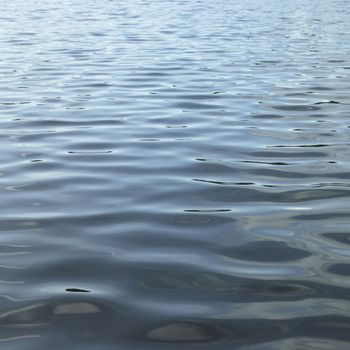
[1,0,350,349]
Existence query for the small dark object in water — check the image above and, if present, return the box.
[65,288,90,293]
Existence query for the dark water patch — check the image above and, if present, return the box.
[293,212,350,221]
[194,178,256,186]
[322,232,350,245]
[249,151,327,158]
[269,144,331,148]
[65,288,91,293]
[251,114,284,119]
[67,150,113,154]
[272,105,320,111]
[193,186,350,204]
[220,241,311,262]
[171,101,222,110]
[327,264,350,277]
[184,209,231,213]
[241,160,291,165]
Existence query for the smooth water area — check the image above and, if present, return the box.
[1,0,350,349]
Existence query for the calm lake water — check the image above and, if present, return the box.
[1,0,350,349]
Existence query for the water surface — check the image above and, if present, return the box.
[1,0,350,349]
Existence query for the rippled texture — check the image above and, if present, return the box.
[1,0,350,349]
